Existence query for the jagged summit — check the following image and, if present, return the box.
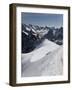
[22,24,63,53]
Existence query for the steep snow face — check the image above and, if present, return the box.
[31,39,60,62]
[21,39,63,77]
[21,39,60,63]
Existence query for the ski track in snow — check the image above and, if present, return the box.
[21,39,63,77]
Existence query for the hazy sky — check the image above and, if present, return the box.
[21,12,63,28]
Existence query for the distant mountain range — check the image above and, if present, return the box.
[22,24,63,53]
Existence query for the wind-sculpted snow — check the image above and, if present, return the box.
[21,39,63,77]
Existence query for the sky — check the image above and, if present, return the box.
[21,12,63,28]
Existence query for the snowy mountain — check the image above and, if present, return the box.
[22,24,63,53]
[21,24,63,77]
[21,39,63,77]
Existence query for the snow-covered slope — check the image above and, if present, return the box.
[31,39,60,62]
[21,39,63,77]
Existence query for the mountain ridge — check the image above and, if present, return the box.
[22,24,63,53]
